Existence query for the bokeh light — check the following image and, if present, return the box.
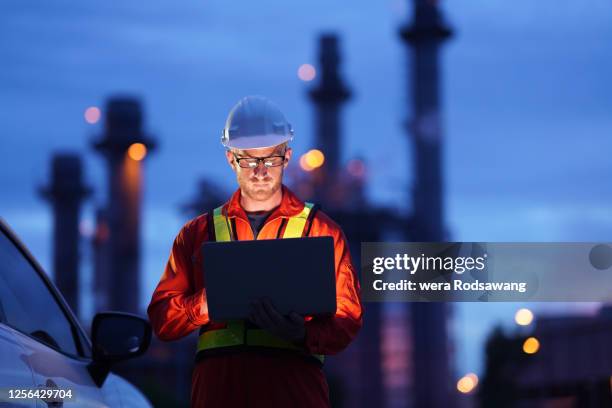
[298,64,316,81]
[127,143,147,161]
[515,308,534,326]
[523,337,540,354]
[304,149,325,169]
[456,373,478,394]
[84,106,101,124]
[299,154,313,172]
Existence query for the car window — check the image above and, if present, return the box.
[0,230,79,355]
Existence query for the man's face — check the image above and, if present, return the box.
[225,144,292,202]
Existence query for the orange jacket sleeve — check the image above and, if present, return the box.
[303,214,363,355]
[147,218,210,341]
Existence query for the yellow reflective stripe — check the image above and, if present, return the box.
[282,202,313,239]
[198,326,325,364]
[213,206,232,242]
[246,329,301,350]
[197,320,244,352]
[246,329,324,364]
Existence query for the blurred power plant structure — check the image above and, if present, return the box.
[308,34,351,207]
[92,97,156,314]
[89,98,194,405]
[39,154,91,316]
[400,0,455,407]
[290,0,455,402]
[480,306,612,408]
[304,32,385,408]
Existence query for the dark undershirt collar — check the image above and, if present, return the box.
[245,207,276,238]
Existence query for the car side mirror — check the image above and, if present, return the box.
[88,312,152,386]
[92,312,151,361]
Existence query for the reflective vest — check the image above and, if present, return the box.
[195,202,325,365]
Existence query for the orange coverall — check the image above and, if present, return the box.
[147,185,363,407]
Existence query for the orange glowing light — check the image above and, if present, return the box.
[299,154,313,172]
[523,337,540,354]
[457,373,478,394]
[84,106,101,124]
[298,64,316,81]
[304,149,324,169]
[127,143,147,161]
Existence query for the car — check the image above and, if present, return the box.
[0,218,153,407]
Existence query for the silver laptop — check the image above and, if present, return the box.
[202,236,336,321]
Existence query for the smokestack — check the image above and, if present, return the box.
[309,34,351,207]
[40,153,91,316]
[400,0,454,407]
[92,207,110,312]
[93,97,156,314]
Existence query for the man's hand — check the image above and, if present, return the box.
[249,298,306,344]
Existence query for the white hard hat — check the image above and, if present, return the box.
[221,96,294,149]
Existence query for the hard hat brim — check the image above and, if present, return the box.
[222,134,293,150]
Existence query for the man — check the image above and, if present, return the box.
[147,96,362,407]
